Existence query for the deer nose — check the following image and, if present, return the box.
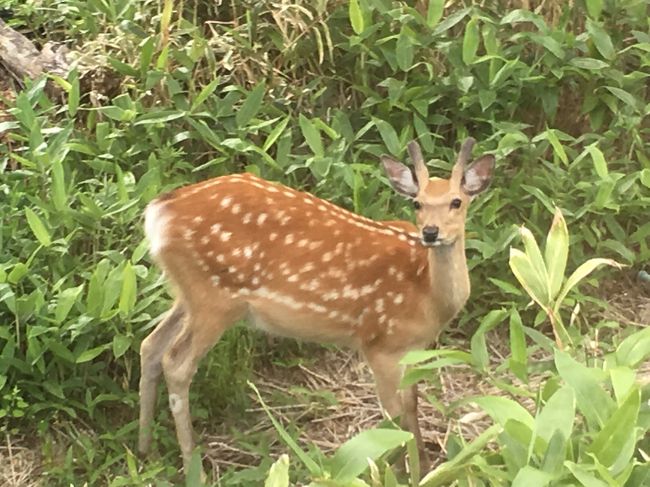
[422,225,439,243]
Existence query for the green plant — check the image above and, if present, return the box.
[509,207,622,349]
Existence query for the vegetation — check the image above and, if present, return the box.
[0,0,648,485]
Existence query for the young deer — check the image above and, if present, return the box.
[138,137,494,470]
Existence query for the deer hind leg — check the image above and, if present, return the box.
[138,302,186,455]
[161,302,241,472]
[363,347,424,457]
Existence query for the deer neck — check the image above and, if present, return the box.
[426,237,470,326]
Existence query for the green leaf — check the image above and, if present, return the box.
[615,327,650,368]
[474,396,535,430]
[263,116,290,152]
[25,208,52,247]
[134,110,185,125]
[554,258,622,310]
[426,0,444,28]
[565,462,609,487]
[509,248,550,308]
[588,387,640,474]
[68,71,80,117]
[585,0,603,18]
[604,86,637,109]
[640,169,650,188]
[508,309,528,382]
[299,115,324,157]
[265,454,290,487]
[586,20,615,60]
[119,261,137,317]
[535,386,575,444]
[554,350,614,428]
[76,345,109,363]
[51,160,67,212]
[396,26,414,72]
[545,128,568,165]
[544,207,569,299]
[373,118,400,156]
[330,429,412,481]
[55,285,84,324]
[191,77,220,112]
[587,144,608,178]
[462,18,480,65]
[512,466,553,487]
[519,225,551,298]
[470,309,508,370]
[569,57,610,70]
[349,0,364,35]
[609,366,636,404]
[112,335,132,359]
[235,82,266,127]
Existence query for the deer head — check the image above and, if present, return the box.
[381,138,494,247]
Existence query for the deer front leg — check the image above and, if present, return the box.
[363,346,426,468]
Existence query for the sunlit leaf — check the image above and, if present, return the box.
[544,208,568,299]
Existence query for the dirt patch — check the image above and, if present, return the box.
[0,435,41,487]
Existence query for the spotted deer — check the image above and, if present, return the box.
[138,137,495,470]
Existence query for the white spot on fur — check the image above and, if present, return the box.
[394,294,404,305]
[257,213,268,225]
[243,212,252,224]
[216,254,225,263]
[220,231,232,242]
[231,204,241,215]
[169,393,182,414]
[284,234,295,245]
[220,196,233,208]
[269,232,278,241]
[200,236,210,245]
[211,275,220,286]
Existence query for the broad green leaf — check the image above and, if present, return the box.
[235,82,266,127]
[545,128,568,165]
[265,454,290,487]
[263,116,290,152]
[640,169,650,188]
[490,58,519,88]
[569,57,609,70]
[349,0,364,35]
[426,0,444,28]
[540,430,566,475]
[554,350,614,428]
[554,258,621,310]
[588,387,640,474]
[25,208,52,247]
[470,309,507,370]
[544,208,568,298]
[112,335,132,359]
[68,71,79,117]
[609,366,636,404]
[462,18,479,65]
[588,144,608,178]
[119,261,137,317]
[191,77,220,111]
[330,429,412,481]
[474,396,535,430]
[55,285,84,324]
[615,326,650,367]
[373,117,400,156]
[51,160,67,212]
[508,309,528,382]
[8,263,28,284]
[519,225,551,295]
[396,27,414,72]
[585,0,603,19]
[604,86,637,109]
[76,345,109,363]
[565,462,609,487]
[299,115,324,157]
[509,248,550,308]
[586,20,615,60]
[512,466,553,487]
[535,386,575,444]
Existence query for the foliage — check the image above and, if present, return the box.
[0,0,648,484]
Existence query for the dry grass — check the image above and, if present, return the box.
[0,435,41,487]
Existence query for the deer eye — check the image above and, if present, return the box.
[413,200,422,210]
[450,198,462,209]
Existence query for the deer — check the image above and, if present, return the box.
[137,137,495,472]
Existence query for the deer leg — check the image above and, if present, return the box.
[364,348,424,460]
[138,302,186,455]
[161,307,235,472]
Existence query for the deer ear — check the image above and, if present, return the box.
[382,155,419,198]
[462,155,495,196]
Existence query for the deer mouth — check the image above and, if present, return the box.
[420,237,456,248]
